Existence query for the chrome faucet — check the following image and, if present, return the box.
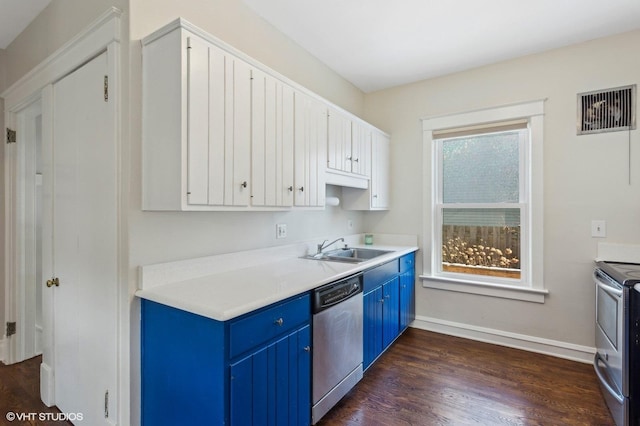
[316,237,345,256]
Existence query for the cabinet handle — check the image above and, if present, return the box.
[288,186,293,192]
[304,346,311,352]
[298,186,304,192]
[241,181,247,188]
[274,318,284,326]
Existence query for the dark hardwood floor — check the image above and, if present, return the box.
[319,328,614,426]
[0,356,71,426]
[1,329,613,425]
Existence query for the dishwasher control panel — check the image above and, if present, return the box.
[313,274,362,313]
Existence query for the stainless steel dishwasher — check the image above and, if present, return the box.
[311,274,363,424]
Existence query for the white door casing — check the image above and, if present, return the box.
[2,8,124,424]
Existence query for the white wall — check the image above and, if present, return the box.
[363,30,640,348]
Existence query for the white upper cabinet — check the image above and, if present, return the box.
[142,19,387,211]
[327,109,371,178]
[250,68,295,207]
[142,24,251,210]
[342,129,390,210]
[187,35,251,208]
[294,92,327,207]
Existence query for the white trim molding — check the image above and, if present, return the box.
[412,316,595,364]
[421,99,546,302]
[0,337,6,363]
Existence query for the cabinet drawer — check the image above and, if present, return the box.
[363,260,399,293]
[229,294,310,358]
[400,252,415,274]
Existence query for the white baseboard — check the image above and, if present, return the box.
[40,362,55,407]
[412,315,596,364]
[0,337,6,363]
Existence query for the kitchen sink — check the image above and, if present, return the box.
[302,247,393,263]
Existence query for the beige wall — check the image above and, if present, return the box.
[363,30,640,348]
[1,0,126,92]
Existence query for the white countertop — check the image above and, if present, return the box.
[135,234,418,321]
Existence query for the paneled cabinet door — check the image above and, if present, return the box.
[230,325,311,426]
[382,277,400,349]
[371,131,390,209]
[350,121,372,177]
[363,287,384,370]
[186,35,251,207]
[399,270,415,332]
[327,108,352,173]
[251,69,295,207]
[293,92,327,207]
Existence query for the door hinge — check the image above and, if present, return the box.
[6,322,16,337]
[104,76,108,102]
[6,128,16,144]
[104,390,109,418]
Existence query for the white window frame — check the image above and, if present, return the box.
[420,100,548,303]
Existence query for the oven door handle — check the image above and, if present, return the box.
[594,353,624,404]
[594,274,623,298]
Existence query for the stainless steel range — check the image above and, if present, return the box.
[594,261,640,426]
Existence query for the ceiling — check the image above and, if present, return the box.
[0,0,51,49]
[243,0,640,93]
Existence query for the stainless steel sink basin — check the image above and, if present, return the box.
[302,248,393,263]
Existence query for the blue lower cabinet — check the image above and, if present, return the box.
[362,252,416,371]
[382,277,400,349]
[230,325,311,426]
[363,287,383,370]
[141,294,311,426]
[399,269,416,332]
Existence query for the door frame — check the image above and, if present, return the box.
[1,7,127,423]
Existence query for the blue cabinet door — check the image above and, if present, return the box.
[230,325,311,425]
[363,287,383,370]
[382,277,400,349]
[399,269,416,332]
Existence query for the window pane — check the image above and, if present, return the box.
[442,130,522,203]
[441,208,521,279]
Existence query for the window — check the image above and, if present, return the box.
[421,101,547,303]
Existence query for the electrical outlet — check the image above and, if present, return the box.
[276,223,287,239]
[591,220,606,238]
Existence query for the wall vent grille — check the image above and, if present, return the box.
[577,85,636,135]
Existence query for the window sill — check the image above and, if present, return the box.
[420,274,548,303]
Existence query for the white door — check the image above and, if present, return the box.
[50,51,118,424]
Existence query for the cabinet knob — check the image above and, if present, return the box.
[274,318,284,326]
[288,186,293,192]
[241,181,247,188]
[46,277,60,288]
[346,156,352,161]
[373,194,378,198]
[353,158,359,163]
[298,186,304,192]
[304,346,311,352]
[385,295,391,299]
[379,298,385,304]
